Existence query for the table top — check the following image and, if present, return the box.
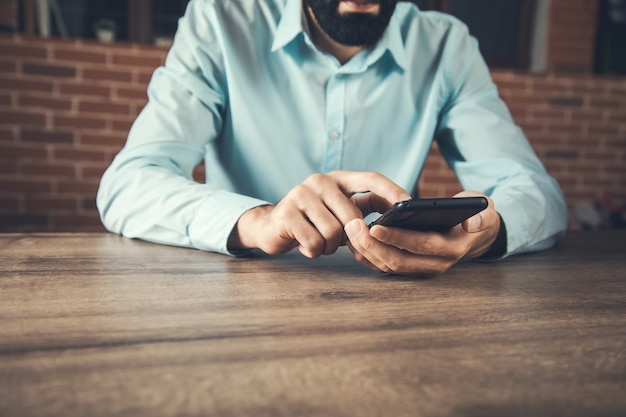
[1,231,625,417]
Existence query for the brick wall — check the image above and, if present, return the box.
[420,72,626,207]
[0,35,164,231]
[0,0,625,232]
[547,0,599,74]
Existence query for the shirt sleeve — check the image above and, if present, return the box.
[435,22,568,257]
[96,1,269,255]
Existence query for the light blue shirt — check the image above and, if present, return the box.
[97,0,567,257]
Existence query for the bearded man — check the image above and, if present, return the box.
[97,0,567,276]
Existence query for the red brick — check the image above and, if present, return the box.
[528,108,569,121]
[0,214,50,231]
[501,92,546,106]
[0,143,47,159]
[0,179,52,193]
[22,162,76,177]
[0,197,19,210]
[0,43,47,60]
[583,149,622,163]
[588,97,623,109]
[83,68,133,83]
[604,136,626,148]
[606,109,626,123]
[0,92,11,106]
[82,197,97,211]
[21,129,75,144]
[25,197,77,211]
[18,95,73,111]
[80,164,108,179]
[53,48,107,64]
[587,123,621,137]
[78,100,131,115]
[56,180,100,194]
[112,53,164,68]
[52,148,106,162]
[110,117,135,133]
[0,59,17,73]
[53,213,104,230]
[58,82,111,98]
[23,62,77,78]
[53,115,107,130]
[548,96,585,107]
[544,149,580,160]
[115,86,148,101]
[136,71,154,85]
[546,123,585,135]
[0,158,18,174]
[80,132,126,147]
[567,109,606,122]
[419,173,460,185]
[0,109,47,127]
[0,77,54,93]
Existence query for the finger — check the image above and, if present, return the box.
[452,191,498,233]
[283,183,346,256]
[300,174,363,226]
[351,192,401,217]
[288,212,326,258]
[370,224,469,260]
[296,189,351,255]
[346,218,441,274]
[347,220,455,275]
[344,219,391,272]
[328,171,411,206]
[346,241,384,273]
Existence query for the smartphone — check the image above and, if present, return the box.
[368,197,488,232]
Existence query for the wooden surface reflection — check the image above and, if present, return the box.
[1,231,625,417]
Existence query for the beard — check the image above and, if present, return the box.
[304,0,398,47]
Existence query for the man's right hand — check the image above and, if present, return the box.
[227,170,411,258]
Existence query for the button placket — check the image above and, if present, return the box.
[322,74,346,173]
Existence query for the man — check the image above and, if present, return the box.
[97,0,567,275]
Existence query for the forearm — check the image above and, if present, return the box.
[97,144,268,254]
[489,171,567,257]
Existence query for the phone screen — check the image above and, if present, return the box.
[369,197,488,232]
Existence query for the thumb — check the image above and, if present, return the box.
[463,210,487,233]
[454,190,494,233]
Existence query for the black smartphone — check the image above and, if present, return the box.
[368,197,488,232]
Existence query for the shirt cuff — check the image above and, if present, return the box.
[188,191,270,255]
[489,194,529,258]
[475,214,508,262]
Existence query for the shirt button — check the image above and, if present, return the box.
[329,130,341,140]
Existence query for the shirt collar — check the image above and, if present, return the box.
[271,0,306,52]
[272,0,407,71]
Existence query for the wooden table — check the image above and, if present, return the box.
[1,231,625,417]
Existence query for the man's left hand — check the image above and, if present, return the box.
[345,191,502,276]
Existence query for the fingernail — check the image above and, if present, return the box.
[345,219,362,240]
[371,225,387,241]
[468,213,483,232]
[399,192,411,202]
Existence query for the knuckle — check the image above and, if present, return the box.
[364,171,382,182]
[322,226,344,243]
[288,183,309,201]
[305,172,327,187]
[451,245,467,260]
[420,238,435,255]
[360,237,376,252]
[300,233,324,252]
[386,258,404,274]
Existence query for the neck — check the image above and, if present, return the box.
[305,6,363,65]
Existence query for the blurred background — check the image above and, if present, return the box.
[0,0,625,232]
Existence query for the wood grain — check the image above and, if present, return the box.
[1,231,625,417]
